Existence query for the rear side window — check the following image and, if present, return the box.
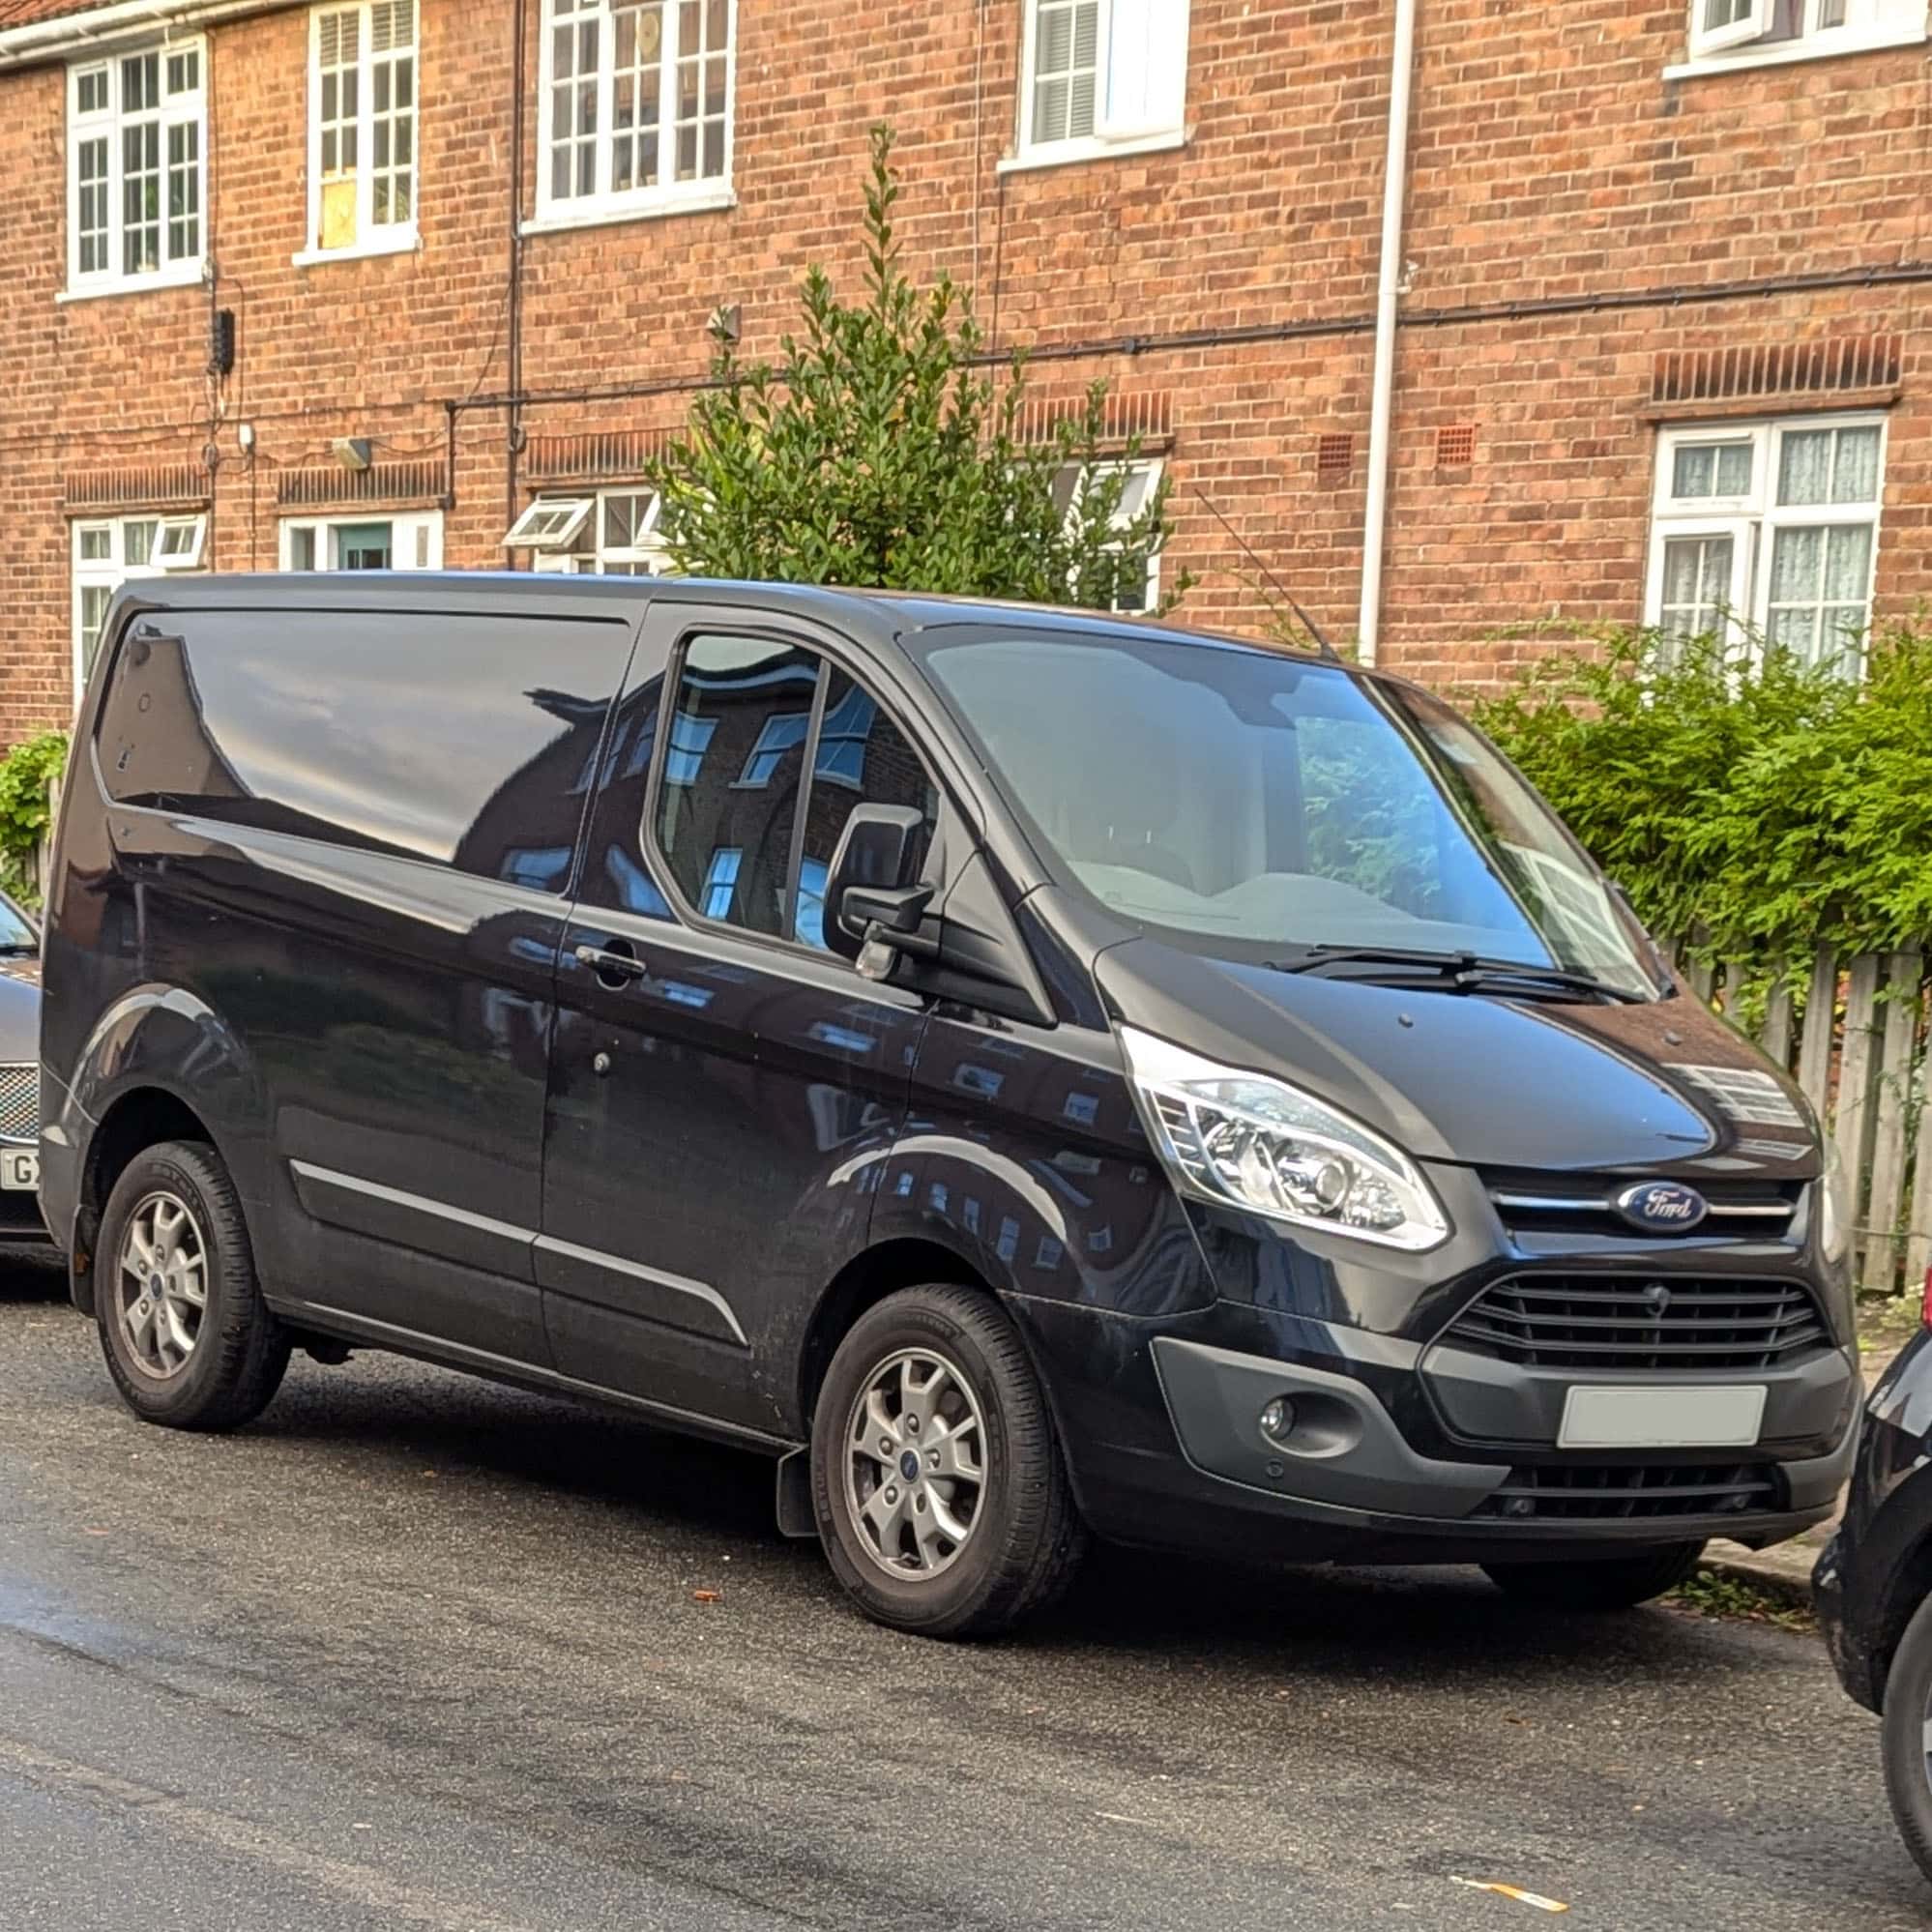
[97,607,634,890]
[652,634,937,951]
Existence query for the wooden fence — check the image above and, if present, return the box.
[1680,942,1930,1300]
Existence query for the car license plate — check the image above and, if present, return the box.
[1,1148,38,1192]
[1558,1384,1766,1449]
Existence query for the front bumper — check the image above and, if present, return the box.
[1012,1296,1859,1566]
[0,1138,51,1244]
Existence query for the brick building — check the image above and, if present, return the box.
[0,0,1926,744]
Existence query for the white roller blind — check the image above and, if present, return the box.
[1100,0,1188,137]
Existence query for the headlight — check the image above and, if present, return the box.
[1121,1026,1449,1251]
[1819,1136,1853,1265]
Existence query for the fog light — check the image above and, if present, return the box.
[1258,1396,1297,1446]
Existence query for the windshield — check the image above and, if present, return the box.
[915,627,1660,998]
[0,893,34,952]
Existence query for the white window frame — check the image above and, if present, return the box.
[278,511,444,571]
[1009,0,1190,172]
[1055,457,1165,614]
[507,488,669,574]
[64,38,208,301]
[506,497,595,549]
[529,0,738,233]
[1674,0,1925,73]
[71,512,206,697]
[1645,414,1887,673]
[296,1,422,267]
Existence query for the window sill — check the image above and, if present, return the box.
[57,260,206,305]
[996,128,1189,176]
[521,187,737,237]
[292,226,421,269]
[1664,20,1927,78]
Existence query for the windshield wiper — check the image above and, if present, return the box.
[1271,945,1647,1004]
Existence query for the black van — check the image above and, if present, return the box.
[41,574,1859,1636]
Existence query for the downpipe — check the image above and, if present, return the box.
[1357,0,1421,668]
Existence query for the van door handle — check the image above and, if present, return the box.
[573,941,649,989]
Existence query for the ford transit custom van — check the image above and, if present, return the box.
[40,574,1859,1635]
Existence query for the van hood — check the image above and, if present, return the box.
[1094,938,1819,1179]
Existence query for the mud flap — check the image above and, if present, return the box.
[775,1447,816,1539]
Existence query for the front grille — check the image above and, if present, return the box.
[0,1063,35,1142]
[1483,1170,1800,1239]
[1445,1273,1829,1372]
[1477,1462,1781,1521]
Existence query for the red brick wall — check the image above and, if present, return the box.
[2,0,1926,743]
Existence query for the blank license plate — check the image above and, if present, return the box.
[1,1149,38,1192]
[1559,1384,1766,1449]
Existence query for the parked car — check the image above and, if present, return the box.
[41,575,1859,1636]
[0,883,49,1249]
[1817,1296,1932,1884]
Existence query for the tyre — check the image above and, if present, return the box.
[1481,1541,1706,1611]
[95,1139,290,1431]
[1881,1594,1932,1888]
[810,1285,1088,1638]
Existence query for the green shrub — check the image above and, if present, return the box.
[1470,624,1932,960]
[651,125,1186,612]
[0,732,69,904]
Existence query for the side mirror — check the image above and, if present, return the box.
[824,805,930,964]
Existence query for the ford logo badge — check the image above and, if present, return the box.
[1615,1181,1708,1233]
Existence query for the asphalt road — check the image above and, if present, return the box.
[1,1257,1921,1932]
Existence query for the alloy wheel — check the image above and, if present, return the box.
[842,1347,987,1580]
[116,1189,209,1380]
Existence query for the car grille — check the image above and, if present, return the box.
[1482,1170,1800,1239]
[0,1063,35,1142]
[1444,1273,1830,1372]
[1477,1462,1782,1521]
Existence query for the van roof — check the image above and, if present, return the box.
[133,571,1387,685]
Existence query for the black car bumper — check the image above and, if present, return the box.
[1816,1333,1932,1713]
[1012,1295,1859,1566]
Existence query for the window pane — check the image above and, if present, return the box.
[1831,426,1881,505]
[1777,429,1833,507]
[1768,523,1822,605]
[78,525,113,562]
[1767,524,1870,671]
[1658,535,1734,641]
[167,119,199,259]
[81,585,114,676]
[125,521,156,566]
[1670,440,1751,500]
[794,669,937,951]
[289,526,317,571]
[1032,0,1100,144]
[654,635,819,936]
[1823,521,1872,602]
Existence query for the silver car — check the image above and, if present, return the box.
[0,886,47,1247]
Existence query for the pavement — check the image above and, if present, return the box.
[3,1255,1927,1931]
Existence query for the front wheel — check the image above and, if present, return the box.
[810,1285,1088,1638]
[1881,1594,1932,1888]
[1481,1541,1705,1611]
[95,1139,290,1431]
